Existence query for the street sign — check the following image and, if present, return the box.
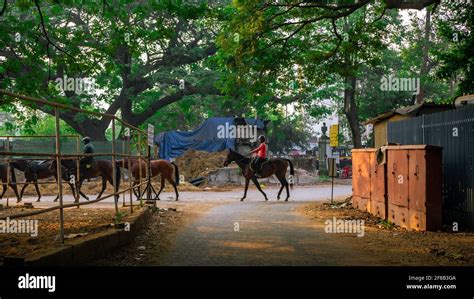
[147,124,154,147]
[327,157,337,204]
[328,158,337,177]
[330,124,339,147]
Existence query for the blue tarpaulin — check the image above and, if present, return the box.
[155,117,266,159]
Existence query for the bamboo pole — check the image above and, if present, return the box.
[111,118,119,219]
[54,107,65,244]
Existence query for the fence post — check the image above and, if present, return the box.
[138,133,143,204]
[76,135,80,207]
[6,136,10,207]
[111,118,119,219]
[54,107,65,244]
[127,132,133,214]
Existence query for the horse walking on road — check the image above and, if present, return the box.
[223,149,294,201]
[53,159,121,203]
[115,158,179,201]
[9,159,78,202]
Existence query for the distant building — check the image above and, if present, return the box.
[364,102,453,148]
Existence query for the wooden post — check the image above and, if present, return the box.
[54,107,65,244]
[5,137,10,207]
[111,118,119,218]
[138,133,143,205]
[128,131,133,214]
[76,135,80,207]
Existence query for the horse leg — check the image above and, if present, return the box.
[166,176,179,201]
[76,179,89,202]
[19,182,29,203]
[0,182,6,199]
[276,176,285,200]
[241,178,250,201]
[283,177,290,201]
[133,180,141,200]
[96,176,107,200]
[251,177,268,201]
[68,182,77,201]
[34,180,41,202]
[155,175,165,200]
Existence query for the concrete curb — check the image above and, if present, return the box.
[17,207,152,266]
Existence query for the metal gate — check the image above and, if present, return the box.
[388,105,474,229]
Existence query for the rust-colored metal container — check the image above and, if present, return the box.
[408,147,443,214]
[352,150,372,199]
[370,155,386,204]
[369,199,386,219]
[387,149,409,207]
[385,145,443,231]
[352,195,370,212]
[409,209,442,231]
[388,203,409,229]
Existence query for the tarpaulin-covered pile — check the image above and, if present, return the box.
[155,117,266,159]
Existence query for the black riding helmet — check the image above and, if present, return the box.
[258,135,266,142]
[82,136,91,144]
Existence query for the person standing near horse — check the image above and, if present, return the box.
[249,135,267,177]
[80,137,95,179]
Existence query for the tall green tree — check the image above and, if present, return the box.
[0,0,224,140]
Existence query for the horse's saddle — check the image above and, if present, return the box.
[250,157,270,172]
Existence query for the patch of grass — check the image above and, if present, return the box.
[319,175,331,182]
[378,219,395,229]
[115,211,127,223]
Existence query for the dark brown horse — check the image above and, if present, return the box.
[9,159,78,202]
[223,149,294,201]
[54,159,121,203]
[115,158,179,201]
[0,163,20,202]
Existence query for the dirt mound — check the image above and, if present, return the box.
[175,149,227,180]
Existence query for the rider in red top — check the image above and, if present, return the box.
[249,135,267,177]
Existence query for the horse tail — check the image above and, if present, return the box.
[171,162,180,186]
[284,159,294,190]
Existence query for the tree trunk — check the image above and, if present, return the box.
[416,8,431,104]
[344,76,362,148]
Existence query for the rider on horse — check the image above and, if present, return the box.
[249,135,267,177]
[80,136,95,178]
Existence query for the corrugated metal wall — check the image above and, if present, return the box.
[388,105,474,229]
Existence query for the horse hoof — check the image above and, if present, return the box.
[240,198,245,202]
[36,199,40,203]
[285,199,289,202]
[86,197,90,201]
[265,198,268,201]
[175,199,178,201]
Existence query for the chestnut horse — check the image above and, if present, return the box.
[0,163,20,202]
[52,159,121,203]
[115,158,179,201]
[223,149,294,201]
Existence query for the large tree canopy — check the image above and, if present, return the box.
[216,0,467,148]
[1,0,470,152]
[0,0,224,140]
